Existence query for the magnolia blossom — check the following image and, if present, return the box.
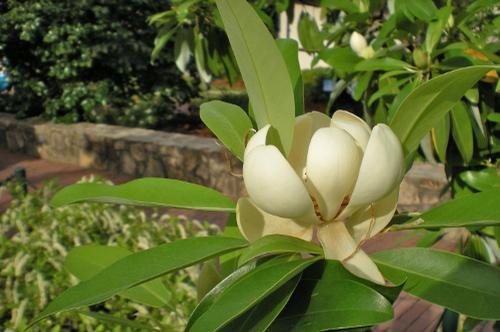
[236,111,404,284]
[350,31,375,59]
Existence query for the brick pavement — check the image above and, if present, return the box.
[0,148,495,332]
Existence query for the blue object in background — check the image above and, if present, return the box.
[322,78,333,92]
[0,71,10,91]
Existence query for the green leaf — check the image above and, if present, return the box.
[391,190,500,229]
[354,58,413,72]
[432,113,450,162]
[50,178,235,212]
[451,101,474,163]
[297,12,323,52]
[318,47,361,74]
[406,0,438,21]
[372,248,500,319]
[29,237,247,328]
[389,65,498,154]
[187,257,318,331]
[174,27,193,73]
[270,261,393,331]
[353,71,373,101]
[151,26,177,61]
[368,77,411,106]
[65,245,170,308]
[200,101,253,161]
[194,33,212,83]
[216,0,295,154]
[220,275,300,332]
[276,39,304,117]
[459,168,500,192]
[238,235,323,267]
[77,311,158,331]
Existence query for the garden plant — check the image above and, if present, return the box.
[26,0,500,331]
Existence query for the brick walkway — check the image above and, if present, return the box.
[0,148,495,332]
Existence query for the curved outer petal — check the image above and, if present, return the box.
[350,31,368,57]
[331,110,371,151]
[306,127,362,220]
[236,197,314,243]
[318,221,385,284]
[346,188,399,244]
[243,144,315,220]
[288,111,331,175]
[347,124,404,211]
[244,124,271,160]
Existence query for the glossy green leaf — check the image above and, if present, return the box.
[238,234,323,267]
[174,27,193,73]
[319,47,361,74]
[270,261,393,331]
[194,33,212,83]
[77,311,157,331]
[372,248,500,319]
[200,101,253,161]
[391,190,500,229]
[459,168,500,192]
[389,65,498,154]
[276,39,304,116]
[220,276,300,332]
[187,257,318,332]
[297,12,323,52]
[355,58,413,72]
[432,113,450,162]
[406,0,438,21]
[29,237,247,328]
[216,0,295,154]
[451,101,474,163]
[368,77,411,106]
[50,178,235,212]
[65,245,170,308]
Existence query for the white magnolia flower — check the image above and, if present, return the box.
[237,111,404,284]
[350,31,375,59]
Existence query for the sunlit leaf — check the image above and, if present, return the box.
[51,178,235,212]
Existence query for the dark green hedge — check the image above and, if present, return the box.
[0,0,198,128]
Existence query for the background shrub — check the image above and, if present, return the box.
[0,0,198,129]
[0,178,219,331]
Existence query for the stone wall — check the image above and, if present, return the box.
[0,112,449,209]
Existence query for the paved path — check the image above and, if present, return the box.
[0,148,495,332]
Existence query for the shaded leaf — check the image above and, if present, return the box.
[276,39,304,116]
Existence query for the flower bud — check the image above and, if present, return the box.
[350,32,368,57]
[412,48,428,69]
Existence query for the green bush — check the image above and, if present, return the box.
[0,178,220,331]
[0,0,198,129]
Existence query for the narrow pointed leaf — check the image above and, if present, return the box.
[276,39,304,116]
[65,245,171,308]
[187,257,318,332]
[50,178,235,212]
[355,58,413,72]
[372,248,500,319]
[389,65,499,154]
[200,101,253,161]
[451,101,474,163]
[391,190,500,229]
[432,113,450,162]
[238,234,322,267]
[216,0,295,154]
[29,237,247,328]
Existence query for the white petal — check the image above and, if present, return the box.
[346,188,399,244]
[236,197,314,243]
[288,111,331,174]
[306,127,362,220]
[348,124,404,208]
[244,124,270,160]
[318,221,385,284]
[243,145,315,220]
[350,32,368,57]
[331,110,371,151]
